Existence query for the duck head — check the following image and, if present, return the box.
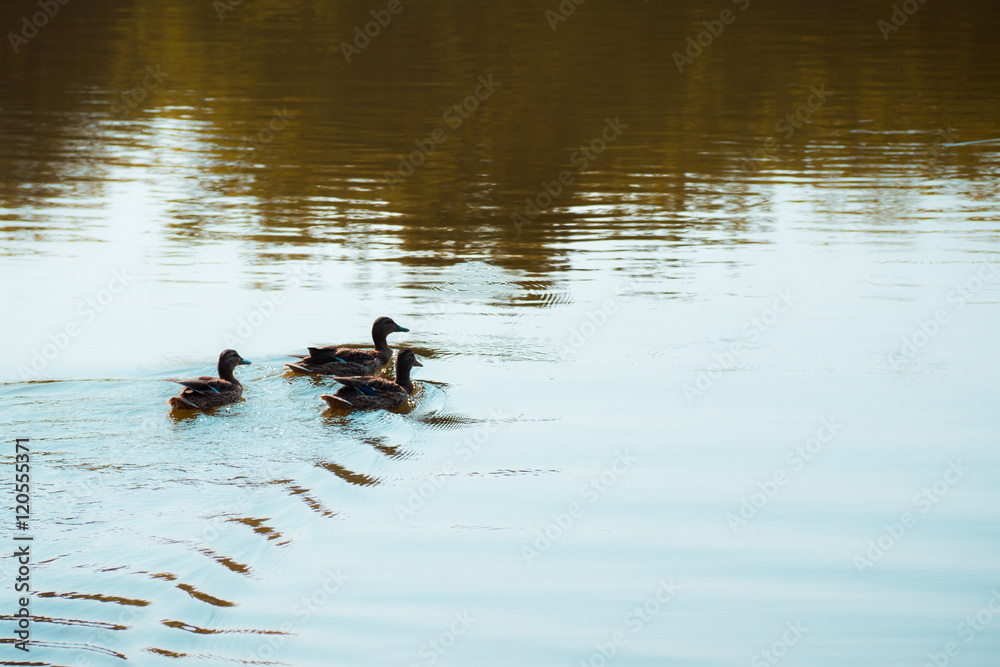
[373,316,409,338]
[396,348,423,370]
[394,348,422,392]
[219,349,252,370]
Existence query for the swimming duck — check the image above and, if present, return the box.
[166,349,251,410]
[320,349,422,410]
[284,316,409,376]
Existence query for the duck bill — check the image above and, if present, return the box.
[412,359,423,367]
[240,358,252,365]
[395,325,410,332]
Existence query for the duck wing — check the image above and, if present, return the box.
[284,362,320,374]
[331,376,399,397]
[299,346,346,364]
[306,344,342,354]
[307,347,377,365]
[167,375,227,395]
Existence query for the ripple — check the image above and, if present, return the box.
[228,516,285,543]
[195,548,252,575]
[175,583,236,608]
[34,591,149,607]
[161,619,288,635]
[270,479,339,519]
[315,461,380,487]
[0,613,127,630]
[1,638,127,659]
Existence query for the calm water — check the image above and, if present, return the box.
[2,0,1000,664]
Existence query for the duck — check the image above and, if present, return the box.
[320,349,422,410]
[165,349,251,410]
[284,316,409,376]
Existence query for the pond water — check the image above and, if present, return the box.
[2,0,999,665]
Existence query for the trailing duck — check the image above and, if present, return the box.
[320,349,422,411]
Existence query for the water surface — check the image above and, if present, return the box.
[2,0,1000,665]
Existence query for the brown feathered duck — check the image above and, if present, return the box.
[284,316,409,376]
[165,349,251,411]
[320,349,422,411]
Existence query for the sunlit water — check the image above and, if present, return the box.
[2,0,1000,665]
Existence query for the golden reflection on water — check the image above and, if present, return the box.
[2,0,998,272]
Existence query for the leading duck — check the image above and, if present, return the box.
[166,349,251,410]
[285,316,409,376]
